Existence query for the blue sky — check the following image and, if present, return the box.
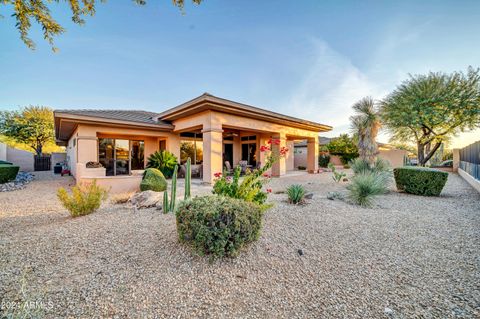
[1,0,479,146]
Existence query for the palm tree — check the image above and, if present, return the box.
[350,97,381,166]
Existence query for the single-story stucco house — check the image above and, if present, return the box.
[54,93,332,192]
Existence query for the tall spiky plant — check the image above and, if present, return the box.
[350,97,381,166]
[184,158,191,200]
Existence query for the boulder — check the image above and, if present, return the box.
[130,190,163,209]
[140,168,167,192]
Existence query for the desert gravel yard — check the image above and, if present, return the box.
[1,171,479,318]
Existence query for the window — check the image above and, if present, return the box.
[241,135,256,141]
[131,140,145,170]
[98,138,145,176]
[242,143,257,166]
[159,140,166,151]
[180,140,203,164]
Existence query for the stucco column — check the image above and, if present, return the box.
[286,140,294,171]
[307,136,319,173]
[271,133,287,177]
[167,134,181,161]
[202,127,224,183]
[233,135,241,166]
[453,148,460,172]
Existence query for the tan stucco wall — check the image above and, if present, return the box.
[0,142,6,161]
[379,149,408,168]
[6,146,34,171]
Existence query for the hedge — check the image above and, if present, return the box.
[0,164,19,184]
[0,160,12,165]
[176,196,263,258]
[140,168,167,192]
[393,166,448,196]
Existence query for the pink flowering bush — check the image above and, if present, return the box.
[212,138,288,208]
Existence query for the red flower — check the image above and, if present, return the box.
[279,146,289,156]
[214,172,222,178]
[260,145,270,152]
[262,173,271,178]
[267,139,272,144]
[266,188,272,193]
[273,139,281,145]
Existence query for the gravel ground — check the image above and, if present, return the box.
[0,170,479,318]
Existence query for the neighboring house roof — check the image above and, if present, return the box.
[54,93,332,143]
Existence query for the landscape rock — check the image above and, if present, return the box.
[0,171,34,192]
[129,190,163,208]
[304,193,314,199]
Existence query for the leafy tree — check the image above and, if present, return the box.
[2,0,202,51]
[350,96,381,166]
[0,106,55,156]
[326,134,359,164]
[380,67,480,166]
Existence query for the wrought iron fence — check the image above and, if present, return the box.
[459,140,480,181]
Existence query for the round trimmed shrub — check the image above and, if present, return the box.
[0,164,19,184]
[140,168,167,192]
[176,196,264,258]
[393,166,448,196]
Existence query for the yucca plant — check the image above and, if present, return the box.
[347,171,389,207]
[146,150,178,178]
[350,157,390,175]
[350,97,381,166]
[286,184,306,204]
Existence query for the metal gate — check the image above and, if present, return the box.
[34,155,51,171]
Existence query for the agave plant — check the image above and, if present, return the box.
[350,97,381,166]
[146,150,178,178]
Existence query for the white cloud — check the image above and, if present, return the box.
[284,38,386,139]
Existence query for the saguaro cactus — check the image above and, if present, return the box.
[184,157,191,200]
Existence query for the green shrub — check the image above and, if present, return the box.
[0,164,19,183]
[328,163,346,183]
[350,158,390,175]
[57,180,108,217]
[140,168,168,192]
[318,154,330,167]
[0,160,12,165]
[393,166,448,196]
[286,184,306,204]
[347,171,389,207]
[146,150,178,178]
[176,196,264,258]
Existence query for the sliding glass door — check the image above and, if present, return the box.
[98,138,144,176]
[115,139,130,175]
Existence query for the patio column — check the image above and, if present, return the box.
[202,126,224,183]
[271,133,287,177]
[307,136,319,173]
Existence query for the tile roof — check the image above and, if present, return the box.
[55,109,169,126]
